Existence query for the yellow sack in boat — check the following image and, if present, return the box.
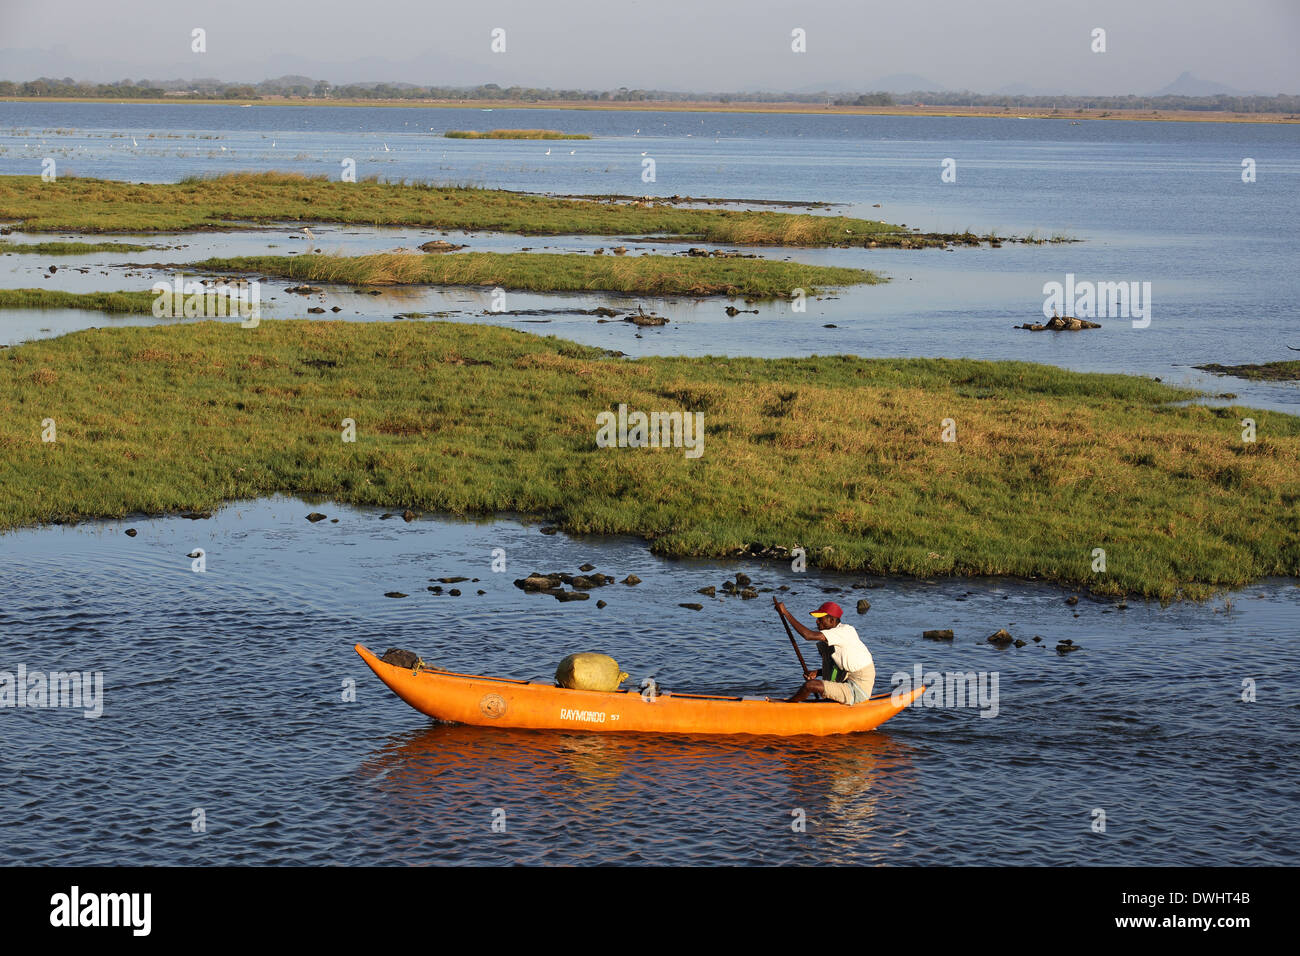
[555,653,629,691]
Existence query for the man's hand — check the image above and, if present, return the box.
[804,670,818,682]
[773,598,787,614]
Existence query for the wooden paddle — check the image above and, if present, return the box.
[773,597,811,675]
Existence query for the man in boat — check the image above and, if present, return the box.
[774,600,875,704]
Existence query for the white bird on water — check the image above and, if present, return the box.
[131,136,137,147]
[383,142,390,152]
[302,227,317,242]
[544,148,551,155]
[569,150,575,155]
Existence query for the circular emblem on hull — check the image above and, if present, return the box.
[480,693,507,718]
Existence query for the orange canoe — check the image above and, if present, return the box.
[355,644,923,737]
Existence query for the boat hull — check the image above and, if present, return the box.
[355,644,923,737]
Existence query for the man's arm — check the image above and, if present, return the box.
[774,600,826,643]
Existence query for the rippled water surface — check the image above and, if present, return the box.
[1,499,1296,865]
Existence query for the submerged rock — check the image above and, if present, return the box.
[418,239,466,253]
[1018,315,1101,332]
[987,629,1015,646]
[679,603,703,611]
[923,629,954,641]
[384,591,408,598]
[856,600,871,614]
[306,512,327,522]
[624,310,668,327]
[516,574,561,592]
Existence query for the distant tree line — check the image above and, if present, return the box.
[1,76,1296,114]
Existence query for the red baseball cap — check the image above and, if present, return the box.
[810,601,843,619]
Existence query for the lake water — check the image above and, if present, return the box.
[0,104,1297,866]
[1,498,1296,866]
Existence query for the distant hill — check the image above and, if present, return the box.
[1152,72,1258,97]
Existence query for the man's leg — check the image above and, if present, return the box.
[817,680,854,706]
[787,679,825,703]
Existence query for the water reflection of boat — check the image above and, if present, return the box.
[352,722,921,863]
[356,644,924,737]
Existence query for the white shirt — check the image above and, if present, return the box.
[820,623,873,677]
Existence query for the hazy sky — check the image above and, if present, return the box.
[2,0,1297,94]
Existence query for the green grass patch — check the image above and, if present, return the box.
[444,129,591,139]
[3,320,1297,599]
[0,288,159,313]
[190,251,878,297]
[0,172,944,245]
[0,239,158,255]
[1196,360,1300,382]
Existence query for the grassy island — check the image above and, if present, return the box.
[3,320,1296,599]
[444,129,591,139]
[188,252,878,297]
[0,172,979,247]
